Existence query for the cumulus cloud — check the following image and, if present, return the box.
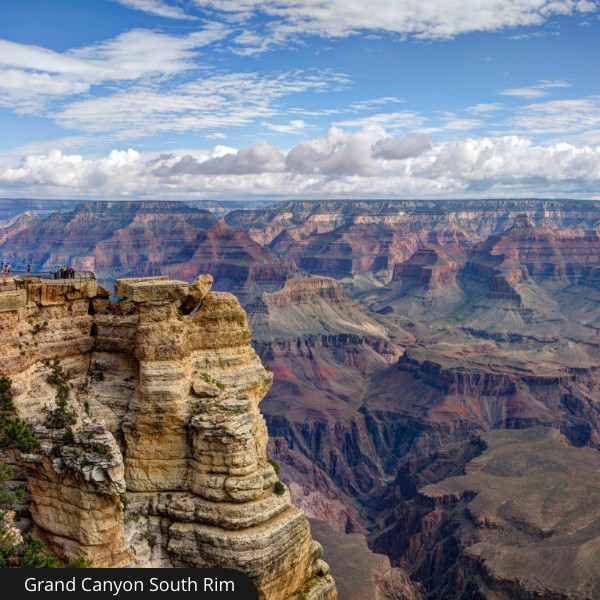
[0,149,142,190]
[4,128,600,199]
[193,0,598,49]
[153,141,285,175]
[414,136,600,184]
[372,134,432,160]
[285,127,384,176]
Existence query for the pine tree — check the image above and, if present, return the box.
[45,359,76,431]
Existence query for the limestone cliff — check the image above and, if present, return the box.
[0,274,336,600]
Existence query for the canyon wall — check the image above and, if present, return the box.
[0,274,336,600]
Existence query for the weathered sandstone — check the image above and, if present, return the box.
[0,275,336,599]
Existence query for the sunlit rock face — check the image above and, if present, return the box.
[1,275,336,600]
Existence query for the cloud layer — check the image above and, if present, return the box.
[0,26,227,114]
[2,128,600,199]
[194,0,597,50]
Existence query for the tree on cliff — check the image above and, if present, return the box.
[0,377,14,414]
[44,359,76,436]
[0,370,87,568]
[0,376,40,454]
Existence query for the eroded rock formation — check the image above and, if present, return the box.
[0,274,336,599]
[370,428,600,599]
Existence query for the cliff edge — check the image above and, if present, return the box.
[0,274,336,600]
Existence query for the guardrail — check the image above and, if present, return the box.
[0,270,95,292]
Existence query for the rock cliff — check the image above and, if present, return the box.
[370,428,600,599]
[0,274,336,600]
[225,199,600,289]
[247,276,409,528]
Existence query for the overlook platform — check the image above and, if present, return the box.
[0,270,95,292]
[0,271,97,311]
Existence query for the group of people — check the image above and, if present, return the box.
[0,262,78,281]
[52,266,76,279]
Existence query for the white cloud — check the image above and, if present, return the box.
[193,0,598,48]
[114,0,197,20]
[372,134,432,160]
[67,27,226,78]
[334,111,427,131]
[153,141,285,175]
[438,113,483,131]
[3,130,600,199]
[467,103,503,113]
[501,79,571,98]
[578,0,597,10]
[417,136,600,185]
[285,127,384,176]
[349,97,404,111]
[0,27,225,81]
[0,69,90,113]
[0,25,227,112]
[505,96,600,134]
[261,119,308,134]
[501,87,548,99]
[0,149,142,190]
[51,70,342,136]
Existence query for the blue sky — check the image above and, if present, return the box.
[0,0,599,199]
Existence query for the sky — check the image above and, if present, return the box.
[0,0,599,200]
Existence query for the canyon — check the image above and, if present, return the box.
[3,198,600,598]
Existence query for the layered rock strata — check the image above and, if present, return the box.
[0,275,336,599]
[371,428,600,599]
[247,277,409,523]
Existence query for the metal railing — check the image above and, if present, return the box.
[0,270,95,292]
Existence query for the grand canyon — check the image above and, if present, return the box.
[1,198,600,598]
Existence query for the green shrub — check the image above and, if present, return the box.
[62,427,74,444]
[273,481,286,496]
[0,534,91,568]
[30,322,48,336]
[267,457,280,476]
[46,358,71,386]
[200,372,225,391]
[0,464,24,515]
[46,385,76,430]
[0,376,14,415]
[0,417,41,453]
[65,556,92,568]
